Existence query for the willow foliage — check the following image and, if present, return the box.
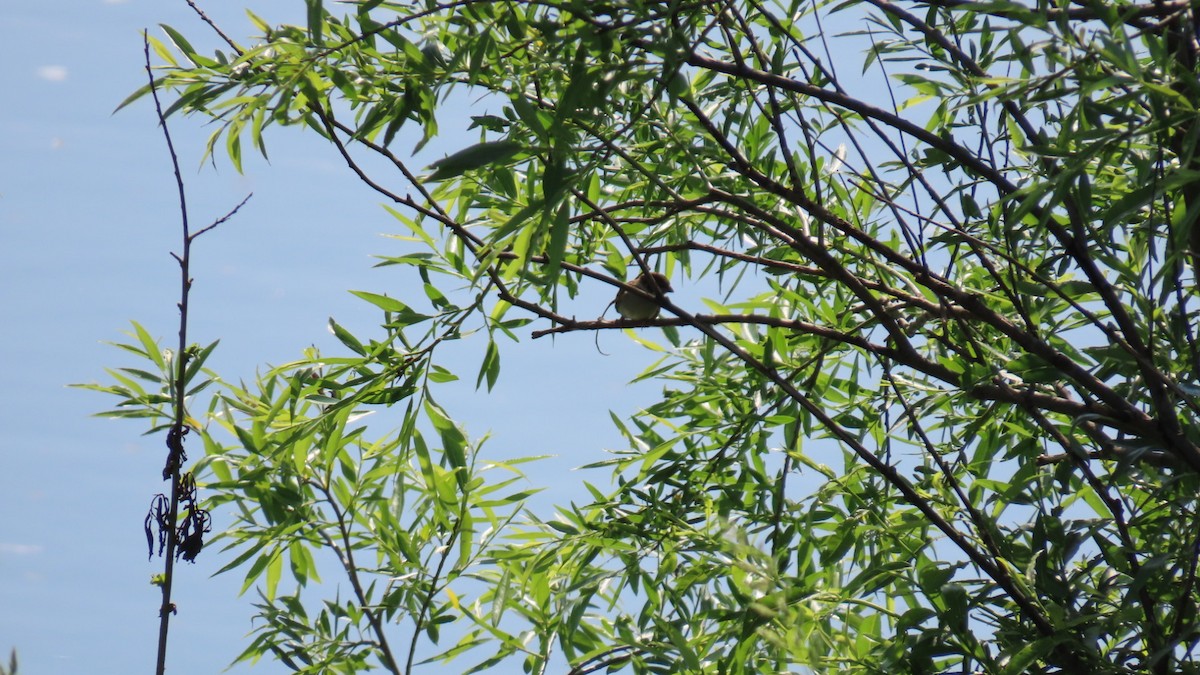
[102,1,1200,673]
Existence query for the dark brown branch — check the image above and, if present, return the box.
[184,0,242,56]
[920,0,1184,26]
[145,31,187,675]
[1034,447,1182,468]
[144,28,243,675]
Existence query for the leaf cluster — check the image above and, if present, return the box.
[97,0,1200,672]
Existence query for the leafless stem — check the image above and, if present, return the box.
[143,29,246,675]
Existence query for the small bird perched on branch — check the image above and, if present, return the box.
[614,271,673,320]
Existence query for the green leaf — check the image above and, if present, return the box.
[349,290,432,327]
[305,0,325,45]
[113,81,155,114]
[159,24,202,67]
[424,140,524,182]
[1001,636,1062,675]
[131,321,166,370]
[424,399,468,488]
[489,198,544,244]
[328,318,365,355]
[265,549,283,600]
[656,617,701,670]
[428,365,459,383]
[411,431,442,506]
[544,201,571,282]
[475,340,500,392]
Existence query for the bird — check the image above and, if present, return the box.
[613,271,673,320]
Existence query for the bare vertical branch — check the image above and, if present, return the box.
[142,32,187,675]
[141,29,248,675]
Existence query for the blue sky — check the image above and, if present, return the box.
[0,2,672,672]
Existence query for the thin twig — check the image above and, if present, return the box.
[143,27,245,675]
[144,30,187,675]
